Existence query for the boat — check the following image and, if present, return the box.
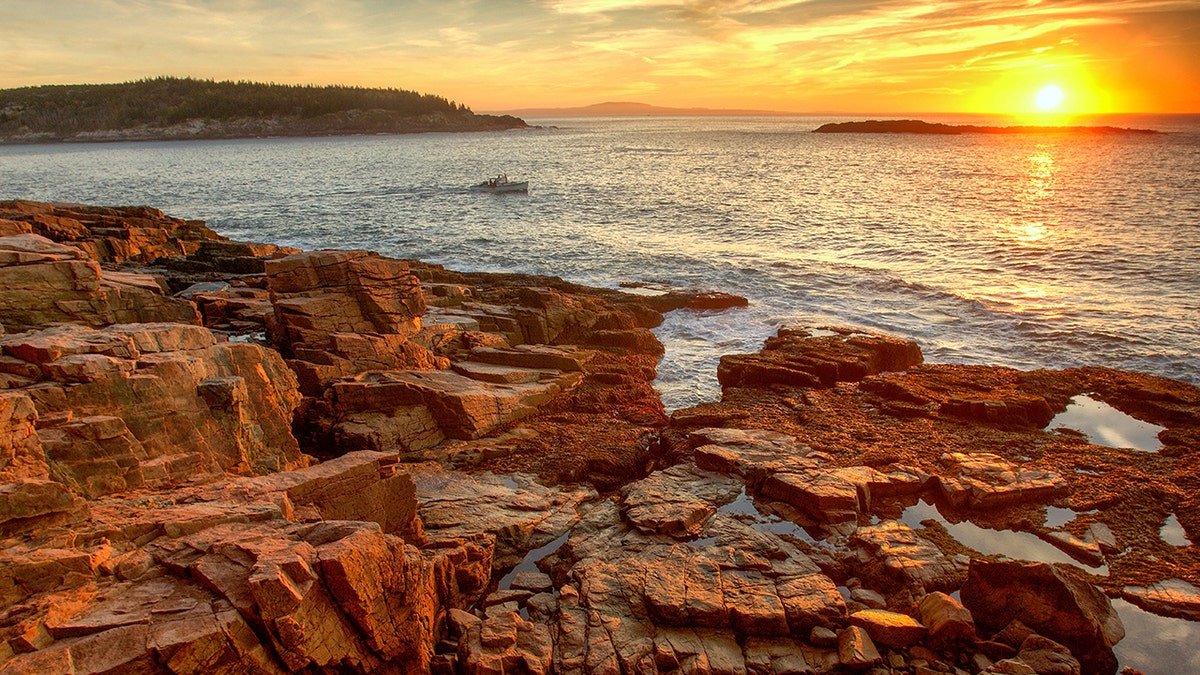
[471,174,528,193]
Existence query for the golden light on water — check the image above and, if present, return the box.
[1011,221,1052,245]
[1017,150,1056,203]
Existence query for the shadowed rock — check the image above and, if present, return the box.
[961,560,1124,675]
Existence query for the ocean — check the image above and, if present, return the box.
[2,114,1198,411]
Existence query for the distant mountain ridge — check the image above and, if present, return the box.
[496,101,796,117]
[0,77,527,144]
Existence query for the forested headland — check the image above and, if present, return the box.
[0,77,527,143]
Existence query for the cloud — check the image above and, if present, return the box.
[1,0,1196,111]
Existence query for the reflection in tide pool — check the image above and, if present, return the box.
[1161,514,1191,547]
[497,531,569,591]
[717,488,827,548]
[1050,394,1164,452]
[1112,598,1200,675]
[900,499,1107,575]
[1044,505,1079,529]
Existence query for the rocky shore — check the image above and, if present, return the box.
[1,200,1197,674]
[0,110,528,145]
[811,120,1159,135]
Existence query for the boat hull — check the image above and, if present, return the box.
[471,181,528,193]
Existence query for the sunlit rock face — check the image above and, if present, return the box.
[0,323,306,500]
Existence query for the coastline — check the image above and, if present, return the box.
[1,200,1198,673]
[0,110,529,145]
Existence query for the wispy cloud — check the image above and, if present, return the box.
[0,0,1196,111]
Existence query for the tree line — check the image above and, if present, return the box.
[0,77,470,134]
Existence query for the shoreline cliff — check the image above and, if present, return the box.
[1,200,1197,674]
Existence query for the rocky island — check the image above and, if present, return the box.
[1,200,1197,674]
[812,120,1159,135]
[0,78,527,144]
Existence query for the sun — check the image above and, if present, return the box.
[1036,84,1065,111]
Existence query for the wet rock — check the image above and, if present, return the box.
[961,560,1123,675]
[1121,578,1200,621]
[638,290,749,313]
[1016,634,1081,675]
[918,591,976,648]
[1043,530,1104,567]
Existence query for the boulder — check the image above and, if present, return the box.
[266,249,425,349]
[837,625,882,668]
[330,366,582,443]
[718,328,922,390]
[960,560,1124,675]
[848,609,926,648]
[918,590,976,647]
[937,452,1069,510]
[1016,635,1081,675]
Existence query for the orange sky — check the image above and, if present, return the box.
[3,1,1198,114]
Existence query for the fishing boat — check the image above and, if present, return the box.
[471,174,528,193]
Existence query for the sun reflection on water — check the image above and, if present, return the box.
[1009,220,1052,244]
[1017,148,1057,203]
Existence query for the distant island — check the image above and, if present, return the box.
[813,119,1160,135]
[498,101,795,117]
[0,77,528,144]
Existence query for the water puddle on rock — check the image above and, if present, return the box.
[497,531,570,591]
[1112,598,1200,675]
[228,332,267,344]
[901,499,1108,575]
[1161,514,1191,547]
[1050,394,1164,452]
[1044,505,1078,529]
[716,487,828,548]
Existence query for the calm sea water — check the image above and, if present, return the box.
[2,115,1198,411]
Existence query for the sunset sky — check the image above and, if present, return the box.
[3,0,1198,115]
